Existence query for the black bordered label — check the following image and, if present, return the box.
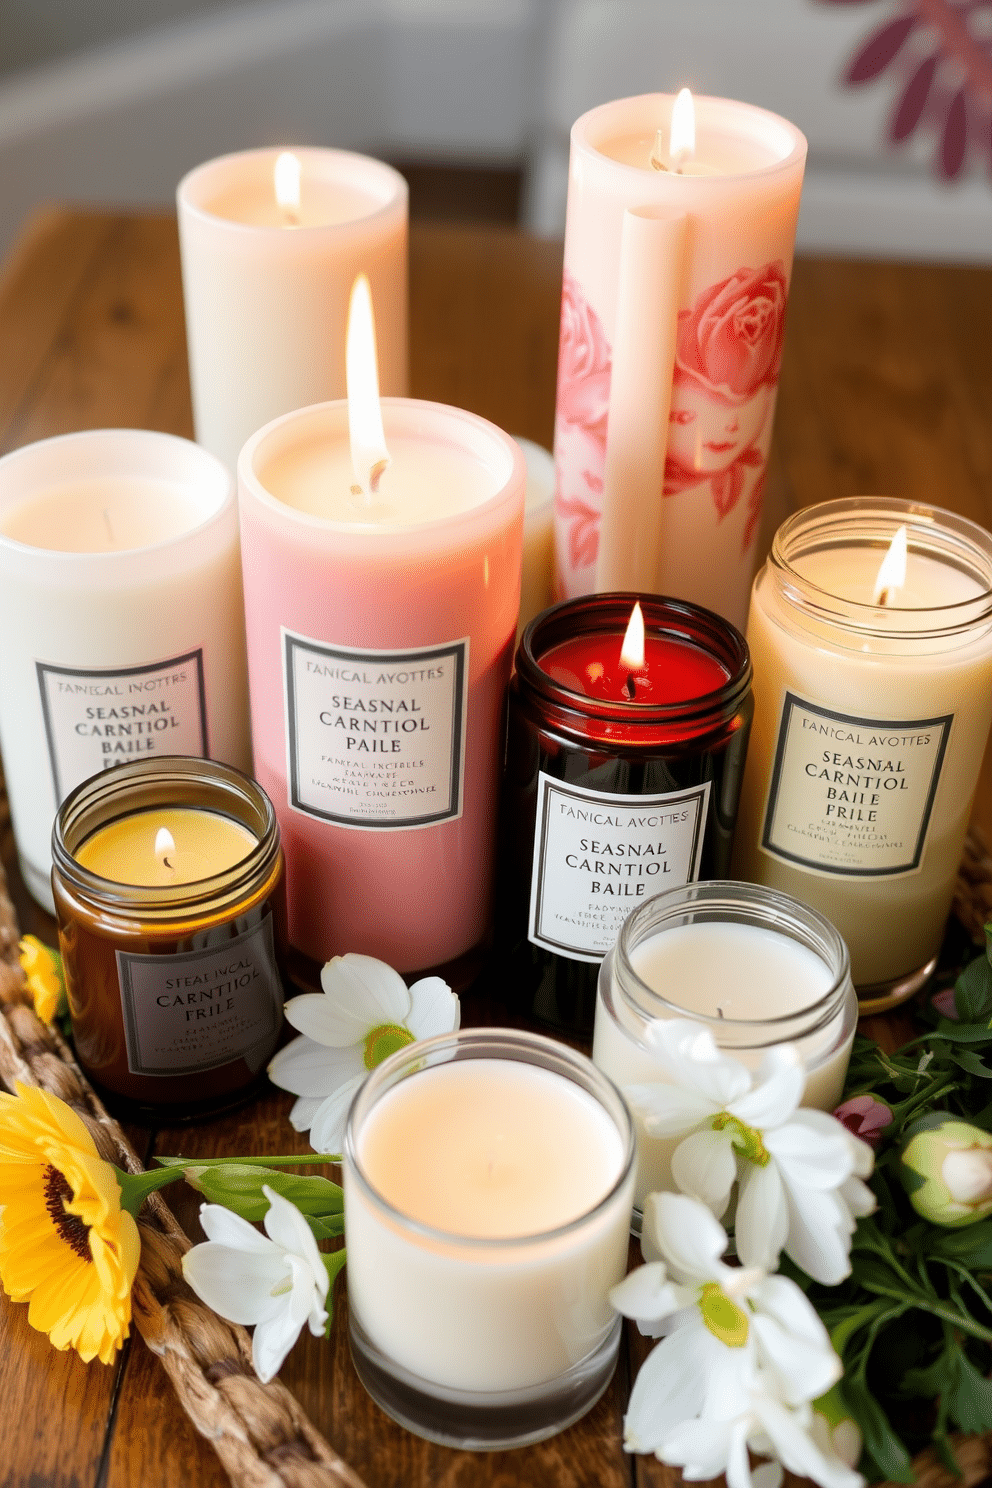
[36,650,207,802]
[116,915,281,1077]
[282,630,467,830]
[527,773,710,962]
[761,692,952,877]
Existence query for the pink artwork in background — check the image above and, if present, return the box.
[553,262,788,595]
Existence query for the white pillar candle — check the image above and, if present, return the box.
[239,399,524,976]
[343,1029,635,1447]
[592,881,857,1217]
[0,429,251,911]
[733,498,992,1005]
[177,147,408,472]
[552,93,805,629]
[515,436,555,640]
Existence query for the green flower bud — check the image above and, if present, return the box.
[184,1163,344,1226]
[811,1385,862,1468]
[900,1115,992,1226]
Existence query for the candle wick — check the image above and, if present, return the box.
[368,458,389,496]
[162,856,173,870]
[350,484,362,496]
[624,673,636,700]
[649,128,669,172]
[716,1005,724,1019]
[877,588,890,607]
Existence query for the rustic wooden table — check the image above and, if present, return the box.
[2,209,992,1488]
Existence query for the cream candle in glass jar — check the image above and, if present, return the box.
[343,1028,635,1448]
[592,881,856,1222]
[733,497,992,1009]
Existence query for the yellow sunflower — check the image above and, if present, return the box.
[18,935,67,1024]
[0,1083,140,1364]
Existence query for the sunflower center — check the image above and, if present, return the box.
[711,1112,770,1167]
[363,1022,415,1070]
[698,1281,750,1347]
[43,1164,91,1261]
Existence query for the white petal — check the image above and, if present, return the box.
[646,1191,732,1285]
[610,1261,680,1329]
[308,1075,365,1154]
[751,1395,864,1488]
[735,1162,788,1272]
[660,1414,734,1478]
[730,1045,805,1129]
[288,1096,325,1132]
[764,1120,855,1190]
[198,1202,275,1252]
[790,1109,875,1180]
[268,1033,364,1096]
[671,1128,737,1216]
[250,1255,324,1383]
[781,1187,854,1286]
[751,1294,841,1406]
[261,1186,327,1296]
[406,977,460,1040]
[182,1242,289,1324]
[839,1174,877,1218]
[624,1324,710,1453]
[322,953,411,1024]
[725,1416,758,1488]
[643,1019,754,1107]
[626,1082,720,1136]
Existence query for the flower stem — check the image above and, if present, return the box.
[155,1153,341,1169]
[114,1164,188,1218]
[858,1279,992,1344]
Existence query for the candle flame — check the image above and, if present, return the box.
[620,602,646,672]
[274,151,301,222]
[155,827,176,871]
[669,88,695,169]
[873,525,908,606]
[346,273,391,498]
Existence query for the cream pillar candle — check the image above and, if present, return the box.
[0,429,251,912]
[592,881,857,1218]
[238,399,524,978]
[733,498,992,1008]
[553,92,806,629]
[178,147,407,472]
[515,436,555,639]
[343,1028,635,1447]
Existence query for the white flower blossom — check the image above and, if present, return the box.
[625,1020,875,1285]
[268,953,459,1154]
[182,1186,329,1383]
[610,1192,863,1488]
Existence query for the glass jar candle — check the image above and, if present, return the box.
[593,880,857,1226]
[52,757,286,1120]
[343,1028,635,1449]
[732,497,992,1010]
[497,593,752,1035]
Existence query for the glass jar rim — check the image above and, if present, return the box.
[611,879,852,1043]
[344,1027,635,1249]
[768,497,992,640]
[51,756,281,913]
[517,593,752,729]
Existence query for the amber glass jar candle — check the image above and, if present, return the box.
[496,594,752,1036]
[52,756,286,1120]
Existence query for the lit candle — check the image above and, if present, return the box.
[0,429,251,913]
[51,759,285,1119]
[343,1029,635,1447]
[553,92,806,630]
[177,147,408,471]
[496,594,752,1036]
[592,881,856,1217]
[238,281,525,980]
[733,497,992,1008]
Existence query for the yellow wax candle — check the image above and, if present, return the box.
[76,807,257,886]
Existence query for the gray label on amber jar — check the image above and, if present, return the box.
[37,650,207,802]
[116,915,281,1076]
[527,773,710,963]
[282,629,467,829]
[761,692,952,877]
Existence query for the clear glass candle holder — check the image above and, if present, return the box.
[593,880,857,1230]
[343,1027,636,1449]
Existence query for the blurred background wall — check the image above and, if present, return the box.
[1,0,990,259]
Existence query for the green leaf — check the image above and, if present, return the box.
[954,950,992,1023]
[306,1212,346,1240]
[186,1164,343,1221]
[928,1218,992,1267]
[841,1375,915,1483]
[952,1048,992,1079]
[945,1348,992,1434]
[320,1247,348,1339]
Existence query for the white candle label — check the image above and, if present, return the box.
[761,692,952,876]
[527,773,711,962]
[115,915,281,1076]
[282,630,467,829]
[36,650,208,802]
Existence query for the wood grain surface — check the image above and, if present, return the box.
[1,210,992,1488]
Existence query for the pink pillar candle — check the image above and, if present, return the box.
[238,399,525,976]
[553,93,806,630]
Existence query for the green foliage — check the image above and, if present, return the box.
[808,936,992,1479]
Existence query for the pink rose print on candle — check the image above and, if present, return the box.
[664,261,788,552]
[553,272,612,588]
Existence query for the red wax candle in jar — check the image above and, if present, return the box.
[495,593,752,1036]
